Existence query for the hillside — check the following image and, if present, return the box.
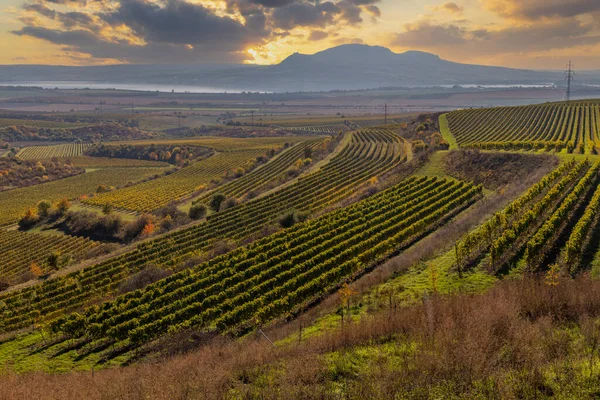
[0,45,577,92]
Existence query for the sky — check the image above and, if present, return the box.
[0,0,599,70]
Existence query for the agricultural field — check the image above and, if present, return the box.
[109,136,309,152]
[0,129,406,336]
[285,123,350,134]
[44,176,481,359]
[455,159,600,275]
[193,138,326,202]
[83,149,271,212]
[0,118,90,129]
[17,143,94,160]
[0,229,99,285]
[6,98,600,400]
[447,100,600,153]
[67,156,170,169]
[0,167,168,226]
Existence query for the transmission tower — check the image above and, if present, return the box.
[565,60,574,102]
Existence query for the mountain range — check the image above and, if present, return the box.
[0,44,596,92]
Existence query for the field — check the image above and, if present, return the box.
[0,229,99,284]
[6,96,600,399]
[0,167,168,226]
[48,176,481,358]
[67,156,170,168]
[17,143,94,159]
[193,138,325,202]
[0,118,90,129]
[447,100,600,153]
[0,129,406,336]
[82,149,268,212]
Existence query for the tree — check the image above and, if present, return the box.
[30,262,43,278]
[102,202,114,215]
[18,208,39,229]
[55,198,71,214]
[189,203,207,220]
[37,200,52,218]
[47,251,64,271]
[210,193,226,212]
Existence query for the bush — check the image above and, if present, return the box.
[122,214,155,242]
[37,200,52,218]
[220,198,238,212]
[102,202,114,215]
[0,279,9,292]
[210,193,226,212]
[18,208,39,230]
[189,203,207,220]
[278,210,309,228]
[118,265,171,294]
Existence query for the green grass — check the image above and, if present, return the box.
[279,238,496,346]
[439,114,458,150]
[0,331,126,373]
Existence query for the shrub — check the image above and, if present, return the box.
[37,200,52,218]
[210,193,226,212]
[118,265,171,294]
[189,203,207,220]
[220,198,238,212]
[18,208,39,230]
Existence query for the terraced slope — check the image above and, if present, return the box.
[456,159,600,275]
[0,230,99,284]
[194,138,325,202]
[0,167,168,227]
[47,176,482,359]
[17,143,94,159]
[447,101,600,153]
[0,129,404,334]
[82,149,265,212]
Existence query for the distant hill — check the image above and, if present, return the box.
[0,44,595,92]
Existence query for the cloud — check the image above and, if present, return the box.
[392,17,600,57]
[12,0,380,64]
[484,0,600,20]
[308,30,329,40]
[433,2,463,14]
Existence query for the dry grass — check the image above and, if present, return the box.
[3,276,600,399]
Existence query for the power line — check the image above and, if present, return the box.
[565,60,575,102]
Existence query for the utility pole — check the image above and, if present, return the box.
[131,102,134,116]
[251,110,255,126]
[384,103,388,125]
[565,60,574,102]
[178,114,182,130]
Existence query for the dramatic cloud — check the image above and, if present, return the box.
[392,18,600,57]
[433,2,463,14]
[12,0,380,64]
[484,0,600,20]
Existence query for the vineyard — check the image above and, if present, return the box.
[43,176,481,358]
[0,229,99,284]
[17,143,94,160]
[456,159,600,275]
[286,124,350,134]
[82,149,273,212]
[193,138,325,202]
[68,156,170,169]
[446,101,600,153]
[0,129,405,335]
[0,167,168,226]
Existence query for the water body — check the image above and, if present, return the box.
[0,81,250,94]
